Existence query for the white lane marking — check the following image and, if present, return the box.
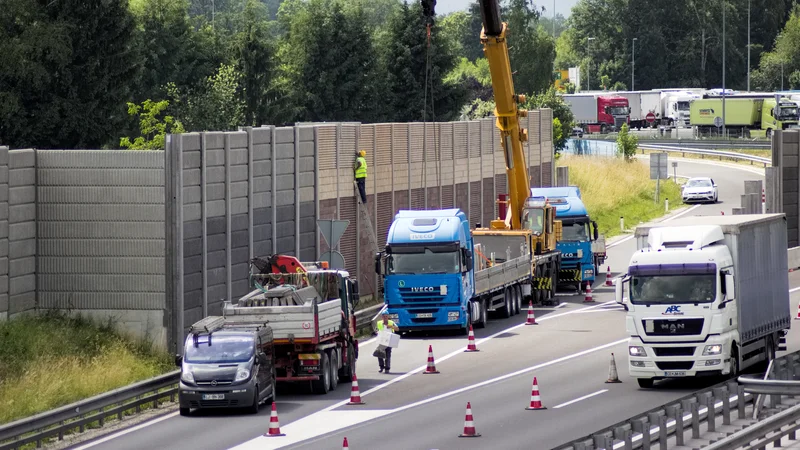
[556,302,568,309]
[233,338,630,449]
[606,204,702,250]
[553,389,609,409]
[71,411,179,450]
[791,286,800,293]
[637,154,766,176]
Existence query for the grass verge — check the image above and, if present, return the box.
[0,311,172,425]
[558,155,684,238]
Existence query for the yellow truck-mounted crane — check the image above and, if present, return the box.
[470,0,562,305]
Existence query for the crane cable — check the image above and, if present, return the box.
[422,16,442,205]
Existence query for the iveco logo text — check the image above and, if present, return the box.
[411,287,435,292]
[662,305,684,315]
[409,233,434,240]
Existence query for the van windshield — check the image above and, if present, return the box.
[184,335,254,364]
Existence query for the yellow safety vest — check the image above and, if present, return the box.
[376,319,395,331]
[354,157,367,179]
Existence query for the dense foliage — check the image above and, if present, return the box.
[0,0,559,150]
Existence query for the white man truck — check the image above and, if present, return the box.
[615,214,791,388]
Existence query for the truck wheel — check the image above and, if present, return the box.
[476,300,488,328]
[513,286,521,315]
[329,350,339,391]
[311,353,331,395]
[500,289,512,318]
[730,346,740,378]
[339,342,355,382]
[637,379,654,389]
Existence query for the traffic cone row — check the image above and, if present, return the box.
[605,266,613,287]
[465,324,479,352]
[347,374,365,405]
[423,345,440,374]
[524,301,538,325]
[583,283,594,303]
[264,403,285,437]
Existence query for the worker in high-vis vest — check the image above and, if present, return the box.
[354,150,367,204]
[375,311,398,373]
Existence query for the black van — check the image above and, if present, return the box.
[176,319,275,416]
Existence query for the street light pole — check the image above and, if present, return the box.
[553,0,556,37]
[632,38,638,91]
[722,1,726,138]
[747,0,751,91]
[587,37,595,91]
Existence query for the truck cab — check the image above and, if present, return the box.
[377,209,474,333]
[762,98,800,135]
[530,187,604,290]
[598,95,631,132]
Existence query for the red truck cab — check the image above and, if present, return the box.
[597,95,630,133]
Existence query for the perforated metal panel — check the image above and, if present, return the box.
[317,126,337,170]
[469,181,481,226]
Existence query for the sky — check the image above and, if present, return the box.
[433,0,580,17]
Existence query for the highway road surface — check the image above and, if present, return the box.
[71,157,791,450]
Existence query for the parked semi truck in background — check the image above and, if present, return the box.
[615,215,791,388]
[615,91,661,129]
[660,90,702,128]
[562,93,631,133]
[690,95,800,136]
[530,186,605,292]
[376,205,562,333]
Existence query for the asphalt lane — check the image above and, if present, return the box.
[72,158,772,450]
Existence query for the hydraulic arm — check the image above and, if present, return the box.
[478,0,530,231]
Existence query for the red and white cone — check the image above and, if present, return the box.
[795,303,800,320]
[605,266,613,287]
[458,402,481,437]
[525,377,547,410]
[264,402,286,436]
[423,344,440,374]
[464,324,480,352]
[583,283,594,303]
[346,374,365,405]
[342,437,350,450]
[524,301,538,325]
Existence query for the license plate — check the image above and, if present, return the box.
[664,371,686,377]
[202,394,225,400]
[416,313,433,318]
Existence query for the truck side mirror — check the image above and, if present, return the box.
[615,275,629,310]
[351,279,360,307]
[592,221,599,241]
[464,253,473,272]
[374,252,382,275]
[174,354,183,367]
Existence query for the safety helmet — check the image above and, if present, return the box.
[359,150,366,157]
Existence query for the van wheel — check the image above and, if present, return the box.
[266,367,276,405]
[246,385,259,414]
[637,379,654,389]
[179,407,190,417]
[329,350,339,391]
[311,353,331,395]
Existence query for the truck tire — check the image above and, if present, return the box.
[637,378,654,389]
[730,345,740,378]
[461,310,471,335]
[339,342,355,382]
[329,349,339,391]
[476,300,488,328]
[500,289,512,318]
[311,353,331,395]
[513,285,521,315]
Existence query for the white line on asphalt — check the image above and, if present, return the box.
[553,389,609,409]
[606,204,703,250]
[556,302,568,309]
[71,411,179,450]
[791,286,800,293]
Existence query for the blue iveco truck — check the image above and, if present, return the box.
[374,207,561,334]
[529,186,606,292]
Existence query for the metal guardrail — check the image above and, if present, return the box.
[639,144,771,166]
[0,303,383,450]
[586,138,771,149]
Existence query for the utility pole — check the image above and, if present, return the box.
[553,0,556,37]
[722,1,726,138]
[632,38,638,91]
[587,37,595,91]
[747,0,751,91]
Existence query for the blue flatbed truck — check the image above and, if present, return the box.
[375,207,561,333]
[530,186,606,291]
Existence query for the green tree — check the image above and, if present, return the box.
[378,2,466,122]
[552,117,564,156]
[120,99,186,150]
[170,63,245,131]
[753,4,800,90]
[526,87,574,153]
[616,123,638,161]
[503,0,555,95]
[235,0,278,126]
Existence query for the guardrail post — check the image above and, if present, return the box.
[691,402,701,439]
[573,442,586,450]
[721,386,732,425]
[658,416,668,450]
[615,426,633,450]
[738,384,747,419]
[632,419,649,450]
[593,434,613,450]
[670,405,685,446]
[707,395,717,433]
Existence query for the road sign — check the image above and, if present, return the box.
[650,153,669,180]
[317,220,349,249]
[645,112,656,123]
[713,116,723,128]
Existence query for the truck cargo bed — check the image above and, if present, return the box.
[475,255,532,296]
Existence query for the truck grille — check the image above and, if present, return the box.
[614,118,626,130]
[653,347,696,357]
[655,361,694,371]
[398,287,446,303]
[643,318,704,336]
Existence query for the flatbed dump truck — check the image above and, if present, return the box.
[222,256,360,395]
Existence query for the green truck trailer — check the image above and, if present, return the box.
[690,97,799,136]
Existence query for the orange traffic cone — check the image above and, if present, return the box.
[423,345,440,374]
[346,374,365,405]
[458,402,481,437]
[583,283,594,303]
[525,377,547,410]
[795,303,800,320]
[264,402,286,436]
[605,266,613,287]
[465,324,479,352]
[342,437,350,450]
[524,301,538,325]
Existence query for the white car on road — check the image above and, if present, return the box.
[682,177,718,203]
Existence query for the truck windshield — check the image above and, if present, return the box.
[522,208,544,234]
[561,220,589,241]
[387,248,460,275]
[630,274,716,304]
[184,335,254,364]
[677,101,690,111]
[779,107,798,120]
[607,106,628,116]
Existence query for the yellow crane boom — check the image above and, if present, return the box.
[478,0,530,231]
